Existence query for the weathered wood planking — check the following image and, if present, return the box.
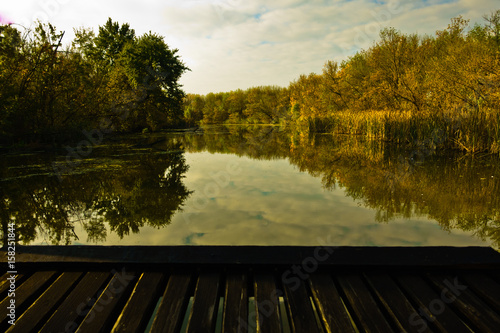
[77,270,138,333]
[394,273,471,332]
[253,272,282,333]
[309,273,356,333]
[150,270,193,333]
[282,277,321,333]
[111,272,164,333]
[8,272,83,333]
[1,246,499,332]
[186,270,221,333]
[40,271,111,333]
[222,270,248,333]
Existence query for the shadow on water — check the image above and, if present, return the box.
[1,125,499,248]
[0,137,192,245]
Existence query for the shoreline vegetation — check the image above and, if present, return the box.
[0,18,189,147]
[183,10,500,156]
[0,11,499,157]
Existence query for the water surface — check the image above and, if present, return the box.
[1,125,499,248]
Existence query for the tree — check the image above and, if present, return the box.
[483,9,500,48]
[322,60,348,110]
[0,25,23,140]
[244,86,284,123]
[183,94,205,125]
[117,32,190,129]
[0,18,190,144]
[94,18,135,65]
[368,28,429,112]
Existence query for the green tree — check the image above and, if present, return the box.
[183,94,205,125]
[117,32,190,130]
[0,18,190,145]
[483,9,500,47]
[94,18,135,65]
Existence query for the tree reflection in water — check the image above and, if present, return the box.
[183,125,500,249]
[1,126,499,247]
[0,138,191,245]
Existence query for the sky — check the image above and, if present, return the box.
[1,0,499,94]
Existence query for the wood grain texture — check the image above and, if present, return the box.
[8,272,82,333]
[0,271,57,331]
[111,272,164,333]
[282,277,320,333]
[39,271,110,333]
[150,270,193,333]
[1,246,499,333]
[336,273,394,333]
[309,273,356,333]
[223,271,248,333]
[186,271,221,333]
[254,272,281,333]
[77,269,138,333]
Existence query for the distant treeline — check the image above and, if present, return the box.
[0,18,189,145]
[184,11,500,155]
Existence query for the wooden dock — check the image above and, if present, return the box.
[1,246,500,332]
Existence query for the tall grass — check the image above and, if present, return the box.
[311,107,500,155]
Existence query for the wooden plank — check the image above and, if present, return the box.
[309,273,356,333]
[111,272,164,333]
[364,272,430,333]
[76,269,138,333]
[150,270,193,333]
[7,272,83,333]
[0,272,23,296]
[222,271,248,333]
[395,273,472,332]
[0,271,57,329]
[336,273,394,333]
[282,277,320,333]
[186,271,221,333]
[39,271,110,333]
[460,272,500,313]
[254,272,281,333]
[1,246,499,333]
[7,246,500,267]
[426,273,500,332]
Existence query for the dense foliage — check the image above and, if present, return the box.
[0,18,189,145]
[184,11,500,155]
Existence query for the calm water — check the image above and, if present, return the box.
[1,125,499,249]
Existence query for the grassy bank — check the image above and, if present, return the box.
[303,107,500,155]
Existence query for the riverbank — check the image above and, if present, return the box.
[182,11,500,156]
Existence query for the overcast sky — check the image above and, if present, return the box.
[1,0,498,94]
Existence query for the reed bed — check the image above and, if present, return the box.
[309,107,500,155]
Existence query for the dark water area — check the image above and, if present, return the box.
[1,125,499,249]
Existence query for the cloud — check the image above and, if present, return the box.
[174,0,499,93]
[3,0,499,93]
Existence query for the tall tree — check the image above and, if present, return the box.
[118,32,190,128]
[94,18,135,65]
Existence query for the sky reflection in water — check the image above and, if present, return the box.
[99,151,491,247]
[1,126,498,248]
